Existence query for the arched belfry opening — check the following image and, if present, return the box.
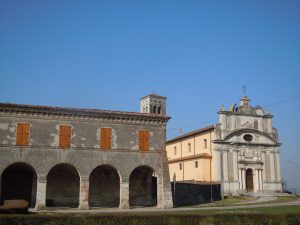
[46,164,80,207]
[246,169,254,192]
[89,165,120,208]
[1,162,37,208]
[140,94,166,115]
[129,166,157,207]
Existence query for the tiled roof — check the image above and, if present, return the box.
[0,102,170,121]
[167,125,215,143]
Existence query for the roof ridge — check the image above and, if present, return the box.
[167,124,215,143]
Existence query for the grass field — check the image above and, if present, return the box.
[1,197,300,225]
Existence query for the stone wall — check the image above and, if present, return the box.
[0,103,173,209]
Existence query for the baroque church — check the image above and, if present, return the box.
[167,95,282,195]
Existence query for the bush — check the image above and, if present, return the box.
[0,213,299,225]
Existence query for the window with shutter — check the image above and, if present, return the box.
[139,130,149,151]
[59,125,71,148]
[16,123,30,146]
[100,128,112,150]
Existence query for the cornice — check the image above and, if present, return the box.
[213,140,281,147]
[0,103,170,125]
[168,153,212,164]
[217,111,273,118]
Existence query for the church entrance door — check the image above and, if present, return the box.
[246,169,254,192]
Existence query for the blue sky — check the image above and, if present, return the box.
[1,1,300,192]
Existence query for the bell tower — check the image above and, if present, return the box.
[140,94,167,115]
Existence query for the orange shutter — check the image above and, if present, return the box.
[139,130,149,151]
[22,124,29,146]
[144,131,149,151]
[16,123,29,146]
[59,126,64,147]
[100,128,106,149]
[106,128,112,149]
[16,123,23,145]
[101,128,112,149]
[65,126,71,148]
[59,125,71,148]
[139,130,144,150]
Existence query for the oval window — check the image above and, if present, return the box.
[243,134,253,142]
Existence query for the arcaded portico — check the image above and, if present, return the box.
[0,94,173,209]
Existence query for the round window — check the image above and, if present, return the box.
[243,134,253,142]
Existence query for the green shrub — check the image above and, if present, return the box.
[0,213,299,225]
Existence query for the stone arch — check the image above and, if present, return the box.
[0,162,37,208]
[129,165,157,207]
[246,168,254,192]
[46,163,80,207]
[89,164,120,208]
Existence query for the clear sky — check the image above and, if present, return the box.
[1,1,300,192]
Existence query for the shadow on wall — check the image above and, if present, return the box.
[171,182,221,207]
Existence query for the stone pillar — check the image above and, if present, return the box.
[215,149,221,181]
[233,151,238,184]
[238,168,242,189]
[35,176,47,210]
[270,152,275,181]
[242,169,246,190]
[262,153,266,181]
[254,169,258,192]
[257,169,260,190]
[223,151,228,181]
[119,180,129,209]
[157,176,163,208]
[79,177,89,209]
[261,169,264,190]
[276,152,281,182]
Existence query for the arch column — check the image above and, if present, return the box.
[79,176,89,209]
[35,175,47,210]
[119,177,129,209]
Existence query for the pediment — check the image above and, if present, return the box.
[223,129,277,145]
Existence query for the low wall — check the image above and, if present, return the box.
[171,182,221,206]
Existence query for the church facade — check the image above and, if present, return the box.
[0,94,173,210]
[167,96,282,195]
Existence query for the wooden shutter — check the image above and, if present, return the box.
[101,128,112,150]
[22,124,29,146]
[16,123,23,145]
[16,123,29,146]
[59,125,71,148]
[139,130,149,151]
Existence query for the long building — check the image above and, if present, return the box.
[0,94,173,210]
[167,95,282,195]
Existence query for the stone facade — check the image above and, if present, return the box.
[167,96,282,196]
[0,94,173,210]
